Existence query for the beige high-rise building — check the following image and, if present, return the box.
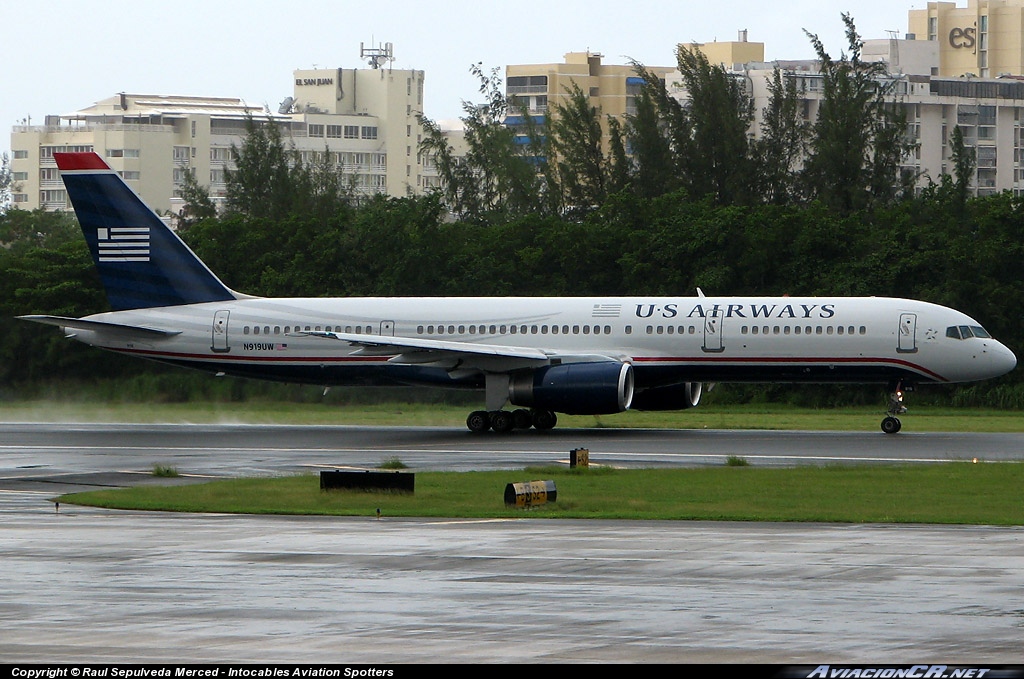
[909,0,1024,78]
[10,53,435,215]
[505,51,676,154]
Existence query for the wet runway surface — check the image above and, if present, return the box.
[1,423,1022,663]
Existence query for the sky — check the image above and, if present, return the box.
[4,0,927,155]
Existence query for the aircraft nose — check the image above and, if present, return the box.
[992,342,1017,377]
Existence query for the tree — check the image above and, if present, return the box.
[0,153,14,211]
[546,82,609,216]
[625,68,683,199]
[174,167,217,230]
[224,115,296,219]
[802,14,916,212]
[224,116,351,224]
[674,46,756,205]
[419,64,547,222]
[753,68,808,205]
[950,124,976,207]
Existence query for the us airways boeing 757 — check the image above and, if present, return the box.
[20,152,1017,433]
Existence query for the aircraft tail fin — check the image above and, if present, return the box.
[54,152,238,311]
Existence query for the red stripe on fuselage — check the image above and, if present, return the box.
[631,355,947,382]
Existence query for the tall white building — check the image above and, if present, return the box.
[10,51,436,215]
[686,36,1024,197]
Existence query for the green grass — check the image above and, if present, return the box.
[62,462,1024,525]
[4,400,1024,431]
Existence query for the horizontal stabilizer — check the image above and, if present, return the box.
[19,315,181,338]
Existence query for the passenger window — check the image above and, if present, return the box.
[243,326,250,335]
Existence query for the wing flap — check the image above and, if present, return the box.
[303,331,631,372]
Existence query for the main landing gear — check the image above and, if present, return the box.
[467,409,557,433]
[881,382,909,434]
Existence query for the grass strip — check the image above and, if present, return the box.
[62,462,1024,525]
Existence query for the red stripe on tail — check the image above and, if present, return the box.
[54,152,111,171]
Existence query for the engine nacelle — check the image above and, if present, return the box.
[630,382,703,411]
[509,362,634,415]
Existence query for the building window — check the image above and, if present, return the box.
[326,125,343,138]
[361,126,378,139]
[344,125,359,139]
[13,150,28,159]
[12,194,28,203]
[308,124,324,137]
[119,171,140,180]
[39,190,67,205]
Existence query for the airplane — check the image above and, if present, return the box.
[19,152,1017,434]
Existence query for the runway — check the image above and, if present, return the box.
[1,423,1022,663]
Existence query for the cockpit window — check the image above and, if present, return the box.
[947,325,992,340]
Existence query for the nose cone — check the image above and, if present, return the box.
[990,342,1018,378]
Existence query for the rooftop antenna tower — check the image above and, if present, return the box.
[361,42,394,69]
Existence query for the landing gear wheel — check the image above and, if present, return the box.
[512,409,533,430]
[881,416,902,434]
[467,410,491,433]
[490,410,515,434]
[531,409,557,430]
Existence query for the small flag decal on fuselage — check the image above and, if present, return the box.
[592,303,622,318]
[97,226,150,262]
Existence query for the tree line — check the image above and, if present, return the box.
[1,15,1021,406]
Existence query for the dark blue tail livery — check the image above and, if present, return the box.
[54,152,237,310]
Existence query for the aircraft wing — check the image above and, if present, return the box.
[305,331,628,373]
[18,315,182,339]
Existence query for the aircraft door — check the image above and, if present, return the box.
[897,313,917,353]
[702,309,724,353]
[212,310,231,353]
[380,320,395,336]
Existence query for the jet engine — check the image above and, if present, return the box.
[630,382,703,411]
[508,362,634,415]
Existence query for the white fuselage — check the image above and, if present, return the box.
[68,295,1017,390]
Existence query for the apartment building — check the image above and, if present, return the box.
[10,54,434,214]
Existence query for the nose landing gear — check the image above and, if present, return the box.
[881,382,909,434]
